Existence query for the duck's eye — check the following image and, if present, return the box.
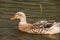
[16,13,22,16]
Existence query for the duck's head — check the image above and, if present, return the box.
[10,12,26,20]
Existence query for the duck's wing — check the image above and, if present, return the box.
[28,23,49,34]
[31,20,53,29]
[27,20,55,34]
[31,22,46,29]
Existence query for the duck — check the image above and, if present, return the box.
[10,12,60,38]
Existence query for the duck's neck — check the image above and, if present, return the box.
[19,17,27,24]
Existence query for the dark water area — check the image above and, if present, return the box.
[0,0,60,40]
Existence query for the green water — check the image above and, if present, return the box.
[0,0,60,40]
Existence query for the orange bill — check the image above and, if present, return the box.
[10,16,17,20]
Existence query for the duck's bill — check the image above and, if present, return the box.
[10,17,17,20]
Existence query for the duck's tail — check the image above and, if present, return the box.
[45,22,60,34]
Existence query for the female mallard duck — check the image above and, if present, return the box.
[10,12,60,36]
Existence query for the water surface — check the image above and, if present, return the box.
[0,0,60,40]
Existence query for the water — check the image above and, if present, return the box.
[0,0,60,40]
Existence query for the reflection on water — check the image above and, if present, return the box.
[0,0,60,40]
